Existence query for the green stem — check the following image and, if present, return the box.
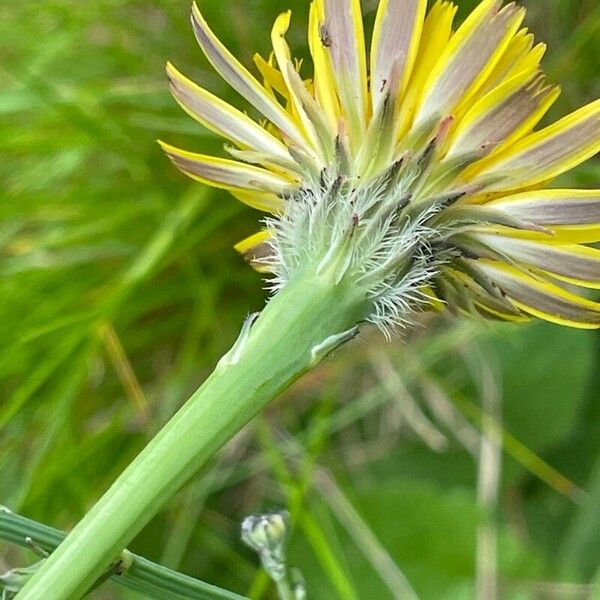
[16,267,367,599]
[0,507,246,599]
[274,579,296,600]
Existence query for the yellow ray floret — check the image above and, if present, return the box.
[445,71,559,159]
[480,27,533,92]
[307,2,340,130]
[166,62,295,167]
[190,2,317,164]
[396,1,457,138]
[271,11,334,161]
[466,99,600,190]
[233,230,273,272]
[482,189,600,244]
[470,232,600,289]
[159,141,296,196]
[370,0,427,112]
[253,54,289,100]
[320,0,369,144]
[476,260,600,329]
[413,0,524,129]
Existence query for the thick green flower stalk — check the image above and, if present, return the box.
[18,0,600,598]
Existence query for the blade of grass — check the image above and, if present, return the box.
[254,416,360,600]
[0,507,247,600]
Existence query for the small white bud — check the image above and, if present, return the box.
[241,511,290,582]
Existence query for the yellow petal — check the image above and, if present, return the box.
[159,141,296,196]
[190,3,318,165]
[445,70,559,159]
[446,266,529,321]
[234,230,271,253]
[480,189,600,243]
[321,0,369,145]
[370,0,427,112]
[471,233,600,289]
[234,230,274,272]
[471,29,547,112]
[479,27,535,92]
[487,40,546,96]
[413,0,525,129]
[271,11,333,159]
[397,0,457,138]
[166,62,295,167]
[308,1,340,129]
[465,99,600,191]
[253,53,289,100]
[476,259,600,328]
[230,190,285,213]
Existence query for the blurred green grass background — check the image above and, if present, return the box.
[1,0,599,598]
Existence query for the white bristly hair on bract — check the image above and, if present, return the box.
[255,148,463,338]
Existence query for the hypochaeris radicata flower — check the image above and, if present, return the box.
[16,4,600,595]
[161,0,600,335]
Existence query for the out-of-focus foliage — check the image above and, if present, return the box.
[0,0,599,598]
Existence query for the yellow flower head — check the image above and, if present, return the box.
[162,0,600,334]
